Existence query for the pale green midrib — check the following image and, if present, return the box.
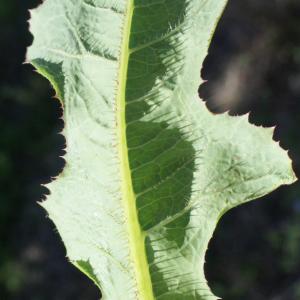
[117,1,155,300]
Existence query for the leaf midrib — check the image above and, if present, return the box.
[117,1,155,299]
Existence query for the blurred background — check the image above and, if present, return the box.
[0,0,300,299]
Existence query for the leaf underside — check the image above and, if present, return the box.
[28,1,296,299]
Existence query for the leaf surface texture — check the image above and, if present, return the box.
[28,0,296,299]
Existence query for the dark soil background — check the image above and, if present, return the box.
[1,1,300,299]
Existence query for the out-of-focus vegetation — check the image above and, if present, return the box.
[0,0,299,299]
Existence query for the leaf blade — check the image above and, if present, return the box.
[28,1,296,299]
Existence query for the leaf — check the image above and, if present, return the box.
[27,1,296,299]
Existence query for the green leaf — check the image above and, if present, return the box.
[27,1,296,299]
